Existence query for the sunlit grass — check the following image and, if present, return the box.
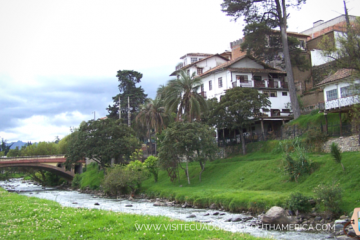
[0,188,267,239]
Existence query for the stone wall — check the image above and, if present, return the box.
[322,135,360,153]
[312,61,337,86]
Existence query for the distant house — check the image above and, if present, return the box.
[170,53,292,140]
[317,69,360,111]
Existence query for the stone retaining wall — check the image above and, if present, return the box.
[322,135,360,153]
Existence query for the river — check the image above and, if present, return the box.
[0,178,332,240]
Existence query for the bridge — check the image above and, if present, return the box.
[0,155,85,181]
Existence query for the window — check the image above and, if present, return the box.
[186,69,190,76]
[191,58,197,63]
[236,75,248,83]
[209,80,212,91]
[340,84,360,98]
[197,68,203,75]
[299,40,305,49]
[282,109,290,113]
[264,91,277,97]
[326,89,338,101]
[201,84,204,92]
[282,92,288,96]
[253,76,262,81]
[218,77,223,88]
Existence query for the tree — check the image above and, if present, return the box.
[66,118,139,169]
[240,22,310,71]
[221,0,305,119]
[211,87,270,155]
[164,70,207,122]
[143,156,159,182]
[0,138,13,156]
[158,121,217,184]
[107,70,148,121]
[136,98,167,154]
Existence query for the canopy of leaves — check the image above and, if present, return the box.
[241,22,310,71]
[107,70,148,120]
[66,118,139,168]
[211,87,270,131]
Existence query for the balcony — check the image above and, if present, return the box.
[325,96,360,110]
[229,79,289,90]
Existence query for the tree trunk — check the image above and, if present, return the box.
[278,0,301,119]
[240,128,246,155]
[186,161,190,184]
[198,150,205,182]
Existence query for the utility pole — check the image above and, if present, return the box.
[128,96,131,127]
[118,96,121,120]
[92,111,96,120]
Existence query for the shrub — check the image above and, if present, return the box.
[330,142,344,171]
[143,156,159,182]
[80,163,104,190]
[304,128,328,152]
[314,183,342,214]
[102,163,148,196]
[284,147,311,182]
[71,174,82,189]
[287,192,312,213]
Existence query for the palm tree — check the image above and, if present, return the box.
[164,70,207,122]
[136,98,167,155]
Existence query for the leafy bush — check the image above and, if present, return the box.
[144,156,159,182]
[314,183,342,214]
[284,146,311,182]
[304,128,328,152]
[71,174,82,189]
[330,142,344,171]
[287,192,312,213]
[102,162,149,196]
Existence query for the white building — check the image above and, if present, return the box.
[170,53,293,139]
[317,69,360,111]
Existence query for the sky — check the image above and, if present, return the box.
[0,0,359,143]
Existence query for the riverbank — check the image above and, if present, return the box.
[0,187,268,240]
[141,151,360,214]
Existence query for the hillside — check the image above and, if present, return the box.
[141,150,360,214]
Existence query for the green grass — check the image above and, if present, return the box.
[142,151,360,214]
[0,188,267,240]
[80,163,104,190]
[287,112,349,128]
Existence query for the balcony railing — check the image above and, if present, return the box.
[254,81,265,88]
[325,96,360,110]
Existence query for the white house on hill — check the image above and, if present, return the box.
[170,53,293,139]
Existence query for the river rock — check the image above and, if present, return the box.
[125,204,133,207]
[242,216,253,222]
[209,203,216,209]
[182,202,191,208]
[231,217,242,222]
[225,218,232,222]
[213,212,219,215]
[94,202,100,205]
[220,213,226,215]
[166,202,174,206]
[314,216,322,221]
[72,202,78,204]
[261,206,292,225]
[186,214,196,218]
[153,201,164,206]
[203,213,210,216]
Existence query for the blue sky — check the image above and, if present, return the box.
[0,0,359,142]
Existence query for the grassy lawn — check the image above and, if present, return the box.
[0,188,267,240]
[142,151,360,214]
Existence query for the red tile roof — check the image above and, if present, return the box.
[317,69,355,86]
[198,55,285,78]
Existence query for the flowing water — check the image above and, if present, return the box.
[0,179,332,240]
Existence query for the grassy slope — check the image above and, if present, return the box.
[142,151,360,213]
[0,188,266,240]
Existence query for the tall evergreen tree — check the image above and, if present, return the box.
[107,70,148,121]
[221,0,306,119]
